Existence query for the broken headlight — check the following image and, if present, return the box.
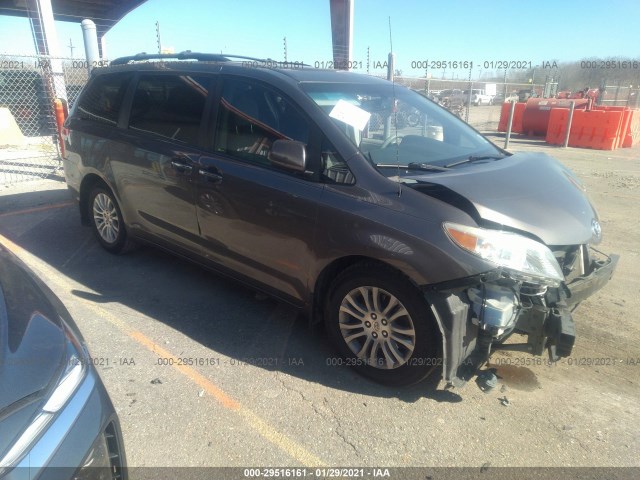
[444,222,564,287]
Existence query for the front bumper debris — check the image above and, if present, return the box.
[564,253,619,307]
[425,250,619,387]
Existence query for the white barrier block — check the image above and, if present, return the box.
[0,107,26,146]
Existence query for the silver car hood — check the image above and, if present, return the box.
[409,152,600,246]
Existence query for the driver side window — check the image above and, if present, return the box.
[214,79,310,170]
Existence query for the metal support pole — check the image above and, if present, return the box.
[100,35,108,61]
[330,0,353,70]
[562,101,575,148]
[387,52,395,81]
[503,69,507,98]
[82,19,100,74]
[27,0,67,101]
[504,100,517,150]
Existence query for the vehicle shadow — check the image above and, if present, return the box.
[0,188,464,404]
[0,182,71,214]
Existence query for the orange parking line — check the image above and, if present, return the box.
[128,330,241,411]
[0,230,326,467]
[0,201,75,218]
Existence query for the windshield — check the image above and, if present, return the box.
[301,81,502,170]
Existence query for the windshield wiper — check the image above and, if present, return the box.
[444,155,505,168]
[405,162,450,172]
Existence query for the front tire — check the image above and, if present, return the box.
[88,186,135,254]
[325,264,441,386]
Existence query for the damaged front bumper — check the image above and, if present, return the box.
[424,249,619,387]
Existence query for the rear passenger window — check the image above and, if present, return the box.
[214,79,309,167]
[77,72,131,125]
[128,74,209,145]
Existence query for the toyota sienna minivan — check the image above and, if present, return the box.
[62,52,618,388]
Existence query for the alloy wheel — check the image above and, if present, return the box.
[338,286,416,369]
[93,193,120,244]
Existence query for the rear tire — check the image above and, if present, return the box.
[325,264,441,386]
[88,186,135,254]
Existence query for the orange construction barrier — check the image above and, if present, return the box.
[621,109,640,147]
[545,108,569,145]
[497,102,525,133]
[54,98,66,157]
[546,105,640,150]
[568,109,623,150]
[593,106,632,149]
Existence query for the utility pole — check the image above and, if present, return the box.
[68,38,75,57]
[156,21,162,54]
[366,46,370,74]
[283,37,287,62]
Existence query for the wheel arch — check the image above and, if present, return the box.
[311,255,424,326]
[79,173,113,226]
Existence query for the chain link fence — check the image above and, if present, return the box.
[1,53,89,185]
[393,76,640,133]
[601,84,640,108]
[393,77,543,133]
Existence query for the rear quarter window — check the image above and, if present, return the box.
[76,72,132,125]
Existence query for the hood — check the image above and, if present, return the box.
[0,247,66,458]
[409,152,600,246]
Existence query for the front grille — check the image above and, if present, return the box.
[104,422,125,480]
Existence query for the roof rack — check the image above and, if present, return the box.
[110,51,274,66]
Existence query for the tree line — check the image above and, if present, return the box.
[484,57,640,91]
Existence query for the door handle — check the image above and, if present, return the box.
[171,159,193,173]
[198,169,223,183]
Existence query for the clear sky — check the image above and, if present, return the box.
[1,0,639,77]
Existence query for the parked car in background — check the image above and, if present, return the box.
[518,89,539,102]
[492,92,519,104]
[457,89,493,106]
[62,52,617,389]
[0,245,127,479]
[412,89,438,102]
[437,88,462,104]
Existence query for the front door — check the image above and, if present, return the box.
[195,78,323,303]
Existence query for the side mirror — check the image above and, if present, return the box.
[268,139,306,172]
